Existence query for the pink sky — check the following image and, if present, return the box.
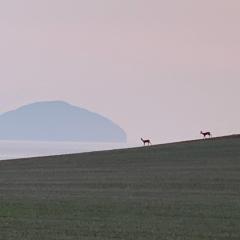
[0,0,240,143]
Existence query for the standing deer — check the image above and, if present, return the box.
[141,138,151,146]
[200,131,212,139]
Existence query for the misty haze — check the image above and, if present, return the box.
[0,1,240,239]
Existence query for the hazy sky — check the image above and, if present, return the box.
[1,0,240,143]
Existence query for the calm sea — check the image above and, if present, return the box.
[0,141,136,161]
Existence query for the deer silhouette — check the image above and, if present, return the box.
[141,138,151,146]
[200,131,212,139]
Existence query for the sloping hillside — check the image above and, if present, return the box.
[0,136,240,239]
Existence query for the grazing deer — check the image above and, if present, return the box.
[200,131,212,139]
[141,138,151,146]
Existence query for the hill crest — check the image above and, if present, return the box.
[0,101,127,142]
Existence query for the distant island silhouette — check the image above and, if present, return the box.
[0,101,127,142]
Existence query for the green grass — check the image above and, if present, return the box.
[0,136,240,239]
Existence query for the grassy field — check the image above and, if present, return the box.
[0,136,240,239]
